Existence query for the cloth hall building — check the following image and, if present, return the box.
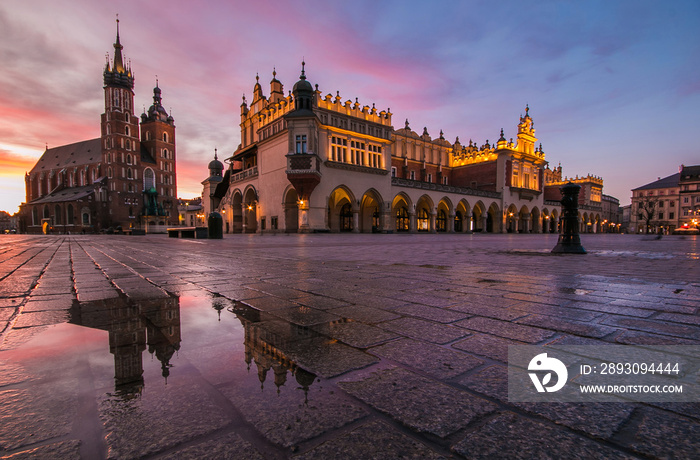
[203,64,611,234]
[19,22,177,234]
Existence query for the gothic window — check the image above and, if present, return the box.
[108,167,113,178]
[436,210,446,232]
[417,209,429,231]
[67,205,74,225]
[144,168,155,190]
[81,208,90,225]
[163,149,169,159]
[106,125,111,135]
[163,132,168,143]
[54,205,62,225]
[43,205,50,219]
[32,208,38,226]
[396,207,409,232]
[340,203,353,231]
[454,212,462,232]
[125,126,130,136]
[127,168,133,179]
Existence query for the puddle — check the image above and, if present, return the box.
[0,292,377,455]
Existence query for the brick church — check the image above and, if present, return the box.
[20,20,177,234]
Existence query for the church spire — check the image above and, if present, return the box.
[113,16,125,73]
[104,16,134,89]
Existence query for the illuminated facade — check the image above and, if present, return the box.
[19,21,177,234]
[204,63,611,234]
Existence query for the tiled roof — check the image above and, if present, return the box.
[632,173,679,191]
[29,139,102,174]
[27,185,95,204]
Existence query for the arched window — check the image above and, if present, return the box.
[108,167,113,178]
[144,168,155,191]
[163,132,168,143]
[81,208,90,225]
[32,207,38,226]
[396,207,409,232]
[417,209,429,231]
[163,148,169,159]
[146,131,152,141]
[436,210,447,232]
[126,154,132,165]
[54,205,62,225]
[340,203,353,231]
[106,125,111,134]
[67,205,74,225]
[454,212,463,232]
[127,168,133,179]
[43,205,50,219]
[125,126,130,136]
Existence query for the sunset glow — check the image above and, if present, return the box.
[1,0,699,215]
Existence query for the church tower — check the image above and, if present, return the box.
[140,81,176,220]
[101,18,141,226]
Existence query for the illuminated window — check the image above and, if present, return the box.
[417,209,429,231]
[396,207,409,232]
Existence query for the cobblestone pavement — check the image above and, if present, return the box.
[0,233,698,459]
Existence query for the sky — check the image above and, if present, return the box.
[1,0,699,214]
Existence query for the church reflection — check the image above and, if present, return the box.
[227,301,318,400]
[69,296,181,394]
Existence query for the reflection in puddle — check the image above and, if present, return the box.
[228,301,319,401]
[69,296,181,395]
[66,293,329,400]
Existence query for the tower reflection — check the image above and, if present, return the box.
[69,296,181,394]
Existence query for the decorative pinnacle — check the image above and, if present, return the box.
[214,148,218,161]
[300,59,306,79]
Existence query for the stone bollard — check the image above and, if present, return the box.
[208,212,223,239]
[552,182,586,254]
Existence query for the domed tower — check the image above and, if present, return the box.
[140,80,176,223]
[201,149,224,217]
[284,61,322,232]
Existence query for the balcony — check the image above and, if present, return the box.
[231,166,258,183]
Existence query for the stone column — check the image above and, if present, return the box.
[409,210,416,233]
[429,211,437,234]
[352,208,360,233]
[241,203,247,233]
[448,212,455,233]
[466,211,473,234]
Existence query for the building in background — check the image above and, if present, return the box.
[630,172,681,234]
[678,165,700,232]
[177,197,205,227]
[19,20,177,234]
[203,64,615,235]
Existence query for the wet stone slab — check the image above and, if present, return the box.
[160,432,265,460]
[339,367,497,438]
[0,440,81,460]
[98,379,232,459]
[295,419,446,460]
[620,406,700,459]
[0,384,78,451]
[284,336,379,379]
[369,338,483,379]
[12,310,70,329]
[452,412,633,459]
[313,321,399,348]
[380,316,470,344]
[455,316,556,343]
[269,306,342,327]
[331,305,401,324]
[515,314,618,339]
[393,303,470,323]
[220,376,368,449]
[451,333,522,363]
